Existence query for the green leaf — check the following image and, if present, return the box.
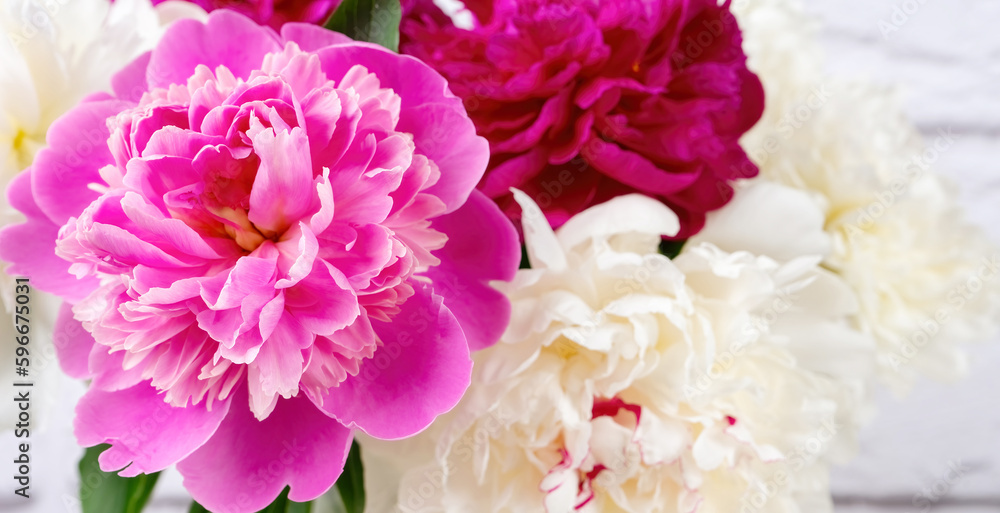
[258,488,290,513]
[659,239,687,259]
[79,445,161,513]
[323,0,402,52]
[185,443,365,513]
[321,489,349,513]
[188,502,210,513]
[335,441,365,513]
[519,244,531,269]
[189,487,312,513]
[285,499,313,513]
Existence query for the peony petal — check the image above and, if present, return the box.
[147,10,282,88]
[112,52,153,103]
[422,190,518,350]
[284,260,359,336]
[280,22,354,52]
[315,44,488,213]
[52,303,95,379]
[75,381,231,477]
[32,96,132,225]
[88,344,150,392]
[691,180,832,262]
[511,189,567,271]
[177,386,353,510]
[317,282,471,439]
[246,314,310,419]
[120,192,228,261]
[248,124,316,234]
[585,138,701,197]
[556,193,681,249]
[0,171,100,302]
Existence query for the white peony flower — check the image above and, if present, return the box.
[0,0,204,430]
[0,0,204,188]
[732,0,1000,392]
[361,190,873,513]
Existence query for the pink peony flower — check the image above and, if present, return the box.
[0,11,519,512]
[153,0,340,29]
[401,0,765,237]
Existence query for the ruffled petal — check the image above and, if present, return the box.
[280,22,353,52]
[177,386,353,510]
[53,303,95,379]
[317,282,471,439]
[315,44,489,213]
[147,10,282,88]
[248,124,316,234]
[0,171,99,301]
[32,96,132,225]
[422,190,518,350]
[75,381,231,477]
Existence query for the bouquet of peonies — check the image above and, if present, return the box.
[0,0,996,511]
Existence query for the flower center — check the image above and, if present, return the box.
[12,128,27,152]
[10,127,43,172]
[209,204,278,252]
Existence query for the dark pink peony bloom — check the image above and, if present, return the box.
[154,0,341,29]
[401,0,765,237]
[0,11,518,512]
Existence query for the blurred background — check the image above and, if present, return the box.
[808,0,1000,512]
[1,1,998,512]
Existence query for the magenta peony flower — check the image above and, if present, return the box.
[153,0,341,29]
[401,0,765,237]
[0,11,519,511]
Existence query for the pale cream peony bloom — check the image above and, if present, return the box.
[361,189,874,513]
[0,0,204,188]
[732,0,1000,392]
[0,0,204,430]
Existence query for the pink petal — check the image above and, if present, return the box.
[112,52,153,103]
[248,124,316,234]
[315,44,489,213]
[141,127,222,159]
[479,148,548,198]
[322,224,393,290]
[53,303,95,379]
[32,96,132,225]
[0,171,99,302]
[177,387,353,511]
[62,212,191,270]
[316,282,471,440]
[247,314,311,418]
[284,260,359,336]
[422,190,518,351]
[280,22,354,52]
[88,344,148,392]
[147,11,282,89]
[200,255,277,311]
[120,192,227,261]
[275,222,319,289]
[75,381,231,477]
[586,138,701,196]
